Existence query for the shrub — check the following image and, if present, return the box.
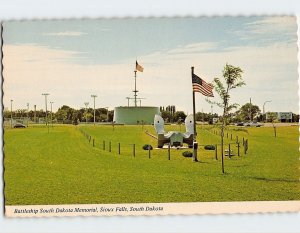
[204,145,215,150]
[182,151,193,157]
[143,144,153,150]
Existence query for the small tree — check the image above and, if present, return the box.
[267,112,277,138]
[208,64,245,173]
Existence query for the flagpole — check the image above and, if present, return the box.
[134,70,137,107]
[191,67,198,162]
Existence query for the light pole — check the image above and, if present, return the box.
[42,93,50,133]
[34,105,37,123]
[10,99,13,128]
[105,107,109,122]
[50,101,54,127]
[84,102,89,124]
[91,95,97,125]
[26,103,29,127]
[42,93,49,125]
[248,97,252,122]
[263,100,272,122]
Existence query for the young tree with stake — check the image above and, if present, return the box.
[266,112,278,138]
[207,64,245,173]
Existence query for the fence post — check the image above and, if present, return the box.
[133,144,135,157]
[118,143,121,155]
[168,143,170,160]
[228,144,231,158]
[109,141,111,152]
[237,142,240,156]
[148,148,151,159]
[215,144,218,160]
[236,135,238,143]
[244,139,248,154]
[243,137,245,146]
[103,140,105,150]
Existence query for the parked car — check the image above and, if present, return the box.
[251,122,263,127]
[244,122,262,127]
[235,122,244,126]
[13,123,26,128]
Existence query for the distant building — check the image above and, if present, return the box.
[266,112,293,122]
[277,112,293,122]
[113,106,160,125]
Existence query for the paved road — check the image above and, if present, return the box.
[261,123,298,127]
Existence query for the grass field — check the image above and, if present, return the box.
[4,123,300,205]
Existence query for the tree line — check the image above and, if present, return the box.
[4,105,114,124]
[4,103,299,124]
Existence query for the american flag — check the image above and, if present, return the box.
[192,73,214,97]
[136,61,144,72]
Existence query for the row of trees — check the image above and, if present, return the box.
[4,105,114,124]
[5,102,298,125]
[160,105,219,123]
[5,103,299,125]
[5,104,215,124]
[229,103,299,123]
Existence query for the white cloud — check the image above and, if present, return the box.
[246,16,296,35]
[231,16,297,42]
[139,41,298,113]
[43,31,87,37]
[3,45,132,110]
[3,40,298,115]
[166,42,218,55]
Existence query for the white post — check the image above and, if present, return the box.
[91,95,97,125]
[10,99,13,128]
[84,102,89,124]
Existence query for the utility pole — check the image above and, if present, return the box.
[42,93,49,133]
[91,95,97,125]
[26,103,29,126]
[50,101,54,127]
[105,107,109,122]
[84,102,89,124]
[263,100,272,122]
[34,105,37,123]
[10,99,13,128]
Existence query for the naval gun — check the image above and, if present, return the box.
[154,114,194,148]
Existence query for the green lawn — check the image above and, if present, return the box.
[4,124,299,205]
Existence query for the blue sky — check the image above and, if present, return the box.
[3,16,298,114]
